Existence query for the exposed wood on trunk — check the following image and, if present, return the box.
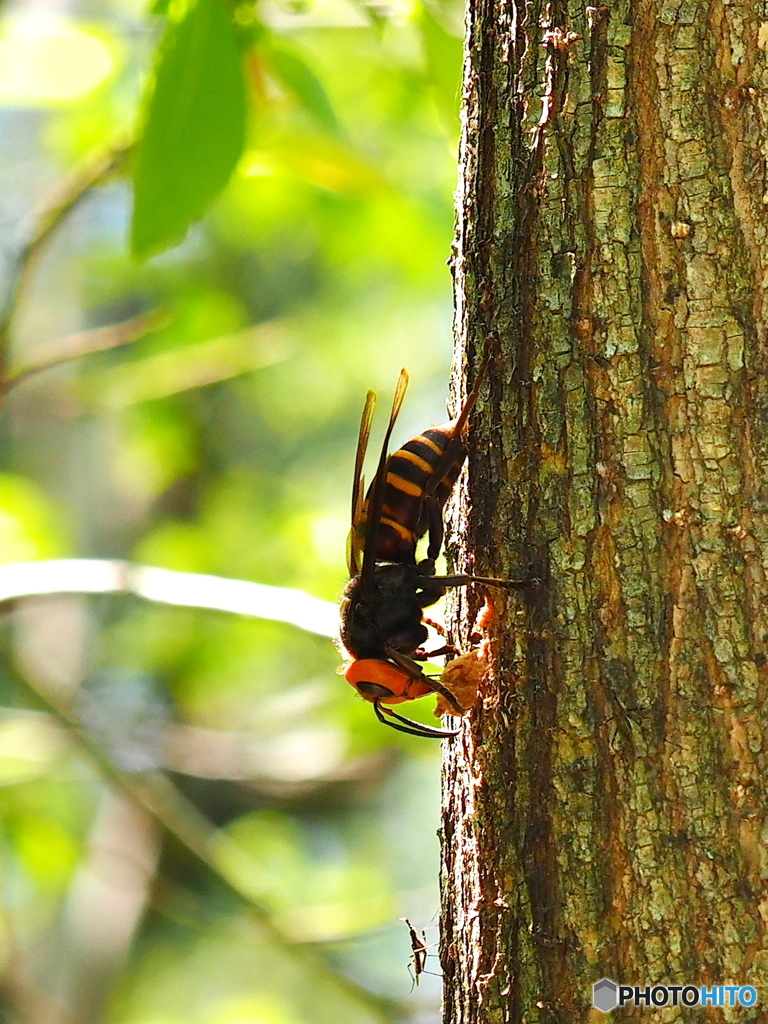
[442,1,768,1020]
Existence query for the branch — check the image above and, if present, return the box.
[0,559,338,638]
[0,142,132,377]
[0,310,167,396]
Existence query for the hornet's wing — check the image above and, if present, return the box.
[347,389,377,577]
[359,368,409,586]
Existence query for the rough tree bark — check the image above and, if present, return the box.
[442,0,768,1020]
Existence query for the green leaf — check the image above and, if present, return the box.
[131,0,247,258]
[264,42,340,136]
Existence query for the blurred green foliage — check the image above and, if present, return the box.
[0,0,463,1019]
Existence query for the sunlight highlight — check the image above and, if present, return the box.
[0,16,116,104]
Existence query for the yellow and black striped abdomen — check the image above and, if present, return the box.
[370,422,466,564]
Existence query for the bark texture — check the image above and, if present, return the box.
[442,0,768,1020]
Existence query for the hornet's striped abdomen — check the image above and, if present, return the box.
[366,422,465,564]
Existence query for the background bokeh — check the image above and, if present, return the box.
[0,0,463,1020]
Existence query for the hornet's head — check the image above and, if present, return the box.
[343,658,433,704]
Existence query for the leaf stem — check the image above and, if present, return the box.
[0,142,132,386]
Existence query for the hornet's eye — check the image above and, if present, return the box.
[355,680,395,701]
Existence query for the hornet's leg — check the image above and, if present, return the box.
[426,573,532,589]
[373,700,459,739]
[423,493,445,566]
[384,647,463,715]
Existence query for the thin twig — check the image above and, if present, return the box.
[1,310,167,396]
[0,141,133,381]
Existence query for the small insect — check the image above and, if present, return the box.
[339,356,519,738]
[400,917,430,987]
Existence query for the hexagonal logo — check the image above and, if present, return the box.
[593,978,618,1013]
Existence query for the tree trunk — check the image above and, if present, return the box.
[442,0,768,1020]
